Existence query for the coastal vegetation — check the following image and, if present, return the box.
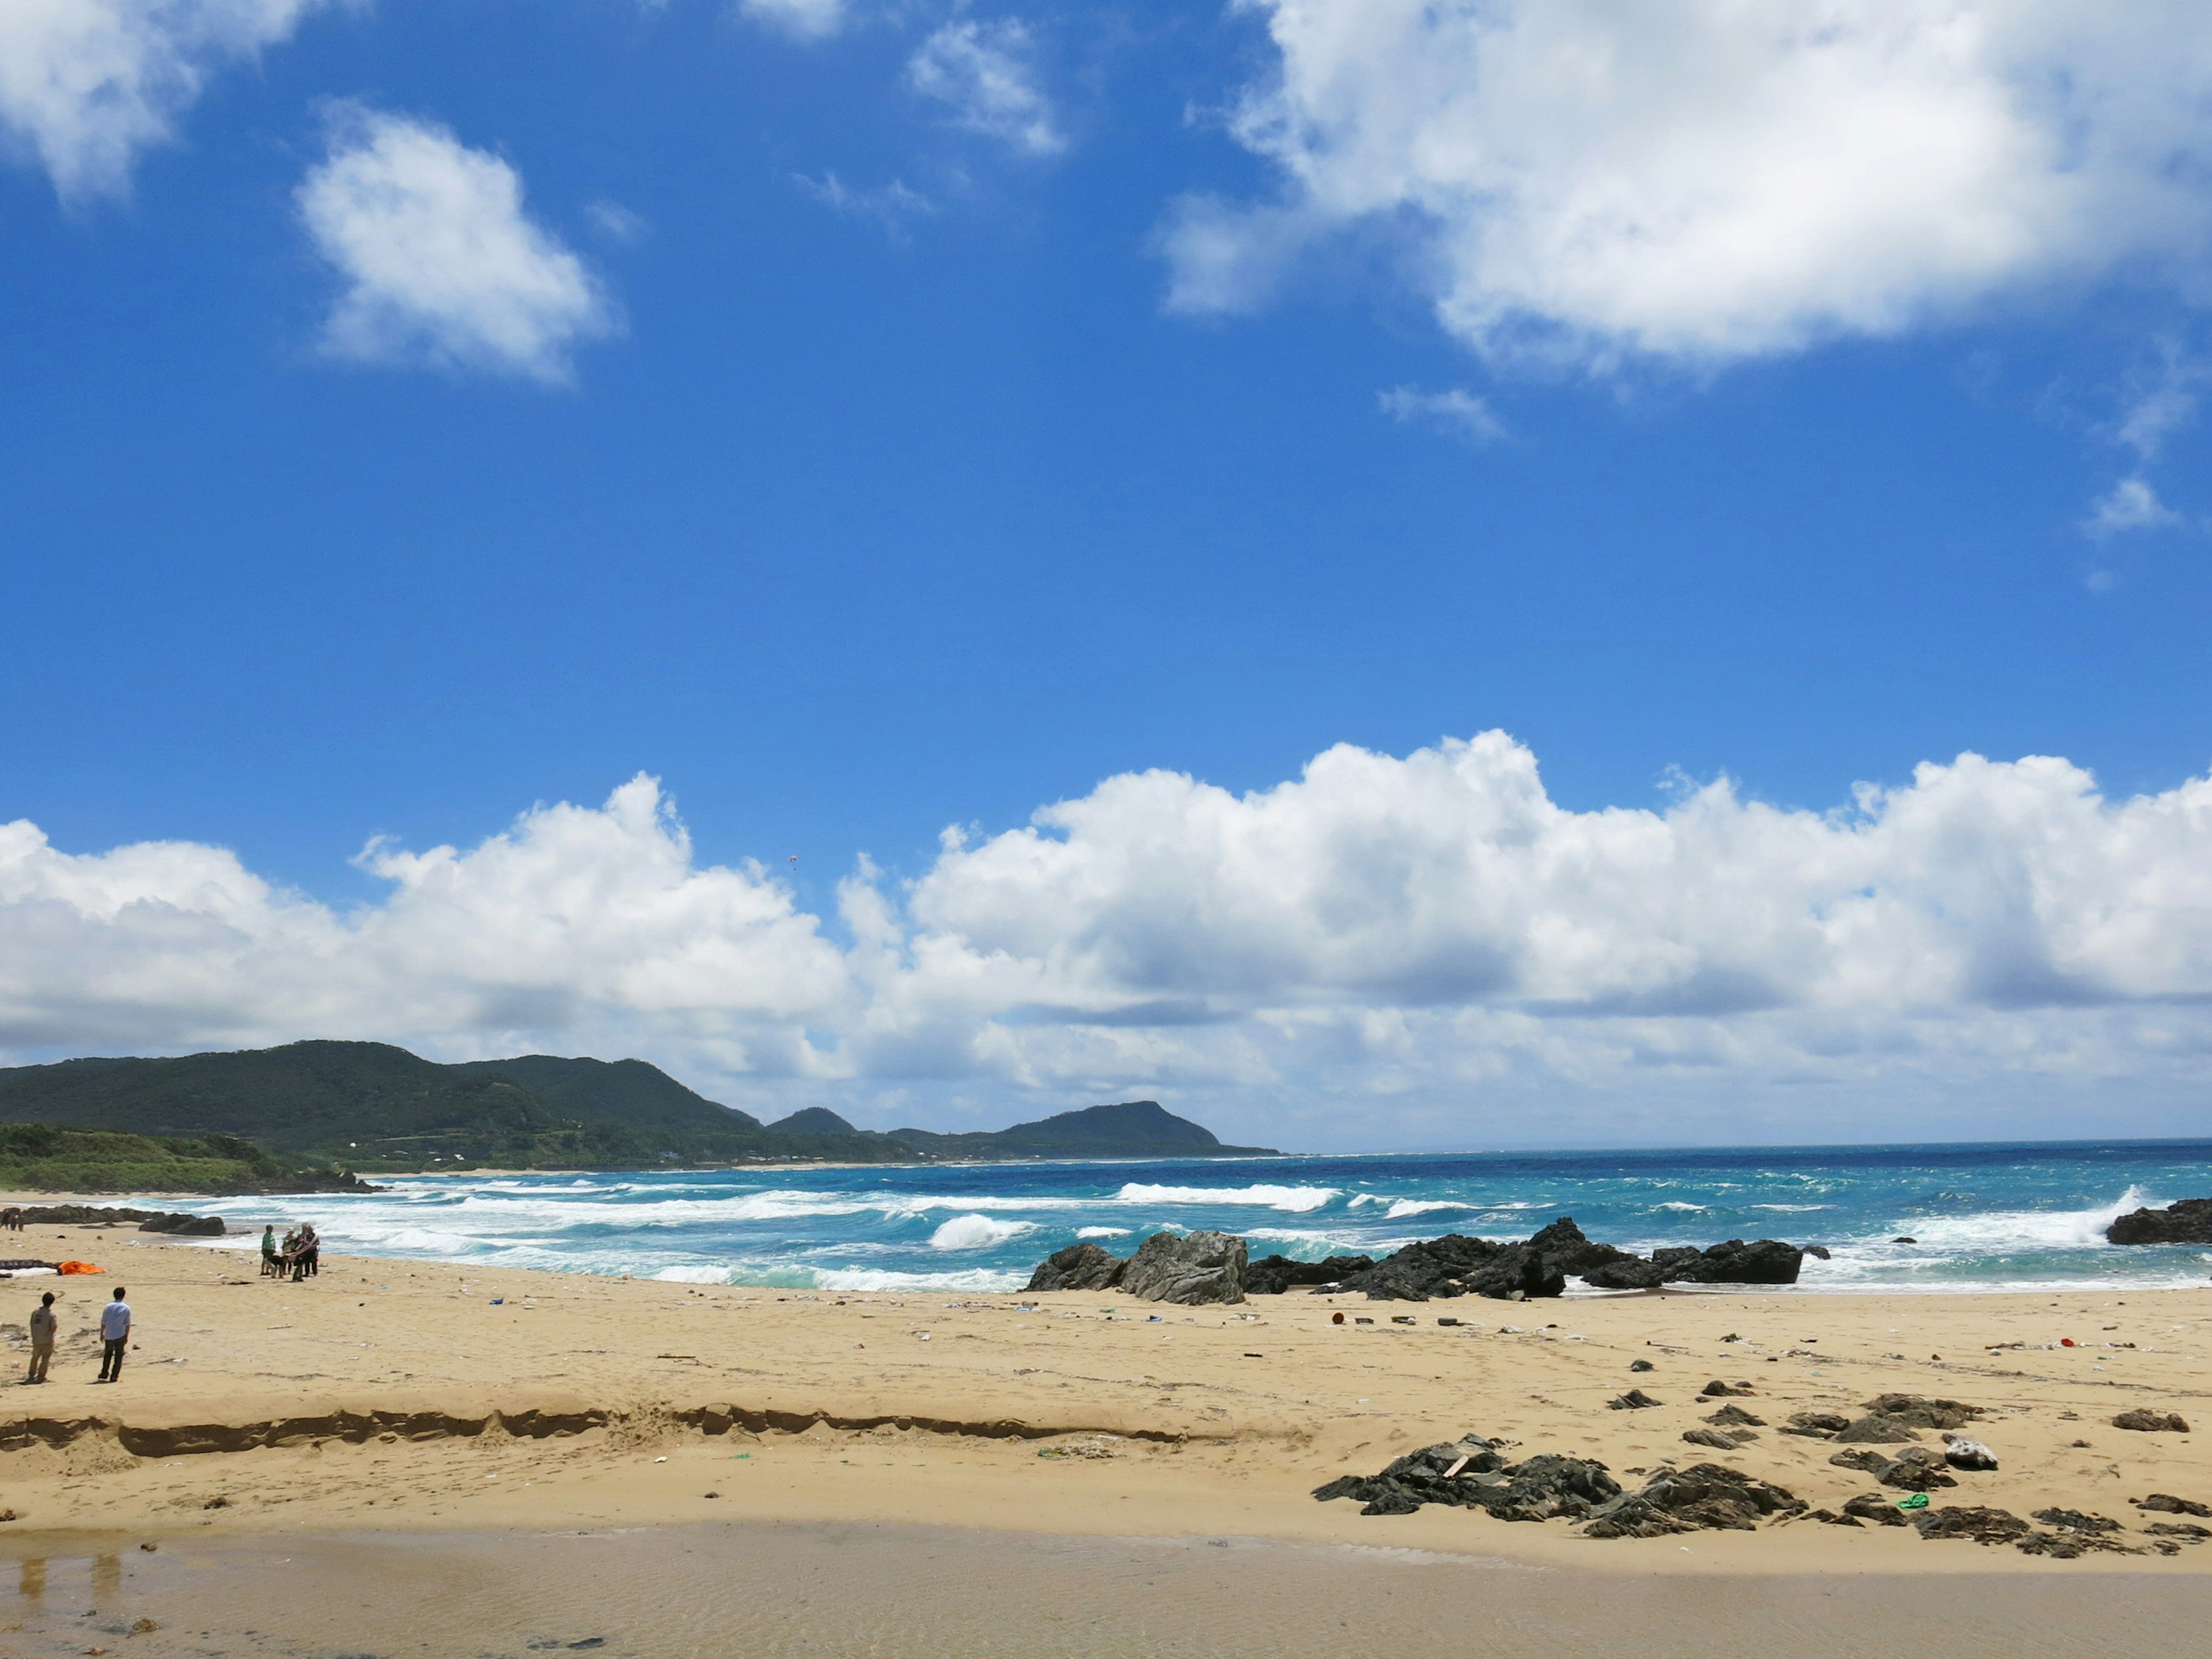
[0,1040,1275,1184]
[0,1122,362,1195]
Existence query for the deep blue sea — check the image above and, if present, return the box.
[170,1141,2212,1295]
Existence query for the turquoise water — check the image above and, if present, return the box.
[176,1139,2212,1294]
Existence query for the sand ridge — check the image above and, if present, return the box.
[0,1217,2206,1573]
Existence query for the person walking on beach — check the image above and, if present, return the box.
[25,1291,55,1384]
[262,1225,280,1278]
[94,1286,130,1383]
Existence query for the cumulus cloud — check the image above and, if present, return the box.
[297,105,618,382]
[10,738,2212,1145]
[907,18,1063,157]
[1378,385,1505,446]
[0,0,329,200]
[2083,476,2181,538]
[1173,1,2212,368]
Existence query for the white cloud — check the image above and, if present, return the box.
[10,739,2212,1146]
[737,0,849,41]
[1175,1,2212,368]
[907,18,1063,157]
[794,170,936,237]
[0,0,329,200]
[1378,385,1505,445]
[2082,476,2181,538]
[297,105,618,383]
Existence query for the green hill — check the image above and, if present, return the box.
[885,1100,1276,1159]
[0,1123,366,1196]
[0,1043,1278,1176]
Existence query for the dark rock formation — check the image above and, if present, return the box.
[2137,1493,2212,1517]
[1700,1379,1756,1397]
[1241,1253,1373,1296]
[1705,1404,1765,1427]
[1877,1448,1959,1492]
[1832,1414,1922,1444]
[1330,1233,1566,1302]
[1782,1411,1851,1438]
[1829,1448,1893,1474]
[1024,1242,1124,1293]
[1523,1217,1635,1276]
[1681,1427,1746,1449]
[20,1203,225,1232]
[1116,1229,1247,1305]
[1607,1389,1662,1410]
[2105,1198,2212,1245]
[2113,1410,2191,1433]
[1580,1257,1668,1290]
[1581,1463,1804,1538]
[1627,1358,1655,1373]
[2031,1507,2121,1534]
[1310,1434,1509,1516]
[1311,1436,1616,1522]
[1863,1393,1983,1430]
[1841,1492,1909,1527]
[1912,1505,2029,1545]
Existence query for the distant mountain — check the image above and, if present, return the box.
[885,1100,1276,1159]
[767,1107,860,1137]
[0,1043,1277,1173]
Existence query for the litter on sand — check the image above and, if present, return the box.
[1897,1493,1930,1510]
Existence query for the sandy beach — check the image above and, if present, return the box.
[0,1210,2204,1576]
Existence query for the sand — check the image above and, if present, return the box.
[0,1208,2206,1581]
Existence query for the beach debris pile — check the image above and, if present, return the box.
[2103,1196,2212,1245]
[1025,1231,1247,1304]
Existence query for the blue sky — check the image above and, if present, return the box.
[4,3,2212,1149]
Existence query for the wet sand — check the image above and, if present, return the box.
[5,1521,2212,1659]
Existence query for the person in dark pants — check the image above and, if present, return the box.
[95,1286,131,1382]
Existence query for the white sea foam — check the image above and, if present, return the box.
[1384,1199,1473,1220]
[1753,1204,1832,1212]
[651,1265,732,1284]
[1113,1183,1338,1213]
[1347,1194,1385,1208]
[929,1214,1037,1251]
[810,1267,1027,1292]
[1075,1226,1130,1238]
[1656,1202,1707,1212]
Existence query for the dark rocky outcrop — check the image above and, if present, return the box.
[1581,1463,1804,1538]
[1607,1389,1662,1410]
[1116,1229,1247,1305]
[1241,1254,1374,1296]
[1911,1505,2028,1545]
[1877,1448,1959,1492]
[1782,1411,1852,1438]
[1681,1427,1748,1449]
[1832,1414,1922,1444]
[13,1205,226,1234]
[1330,1233,1566,1302]
[1580,1257,1669,1290]
[2137,1493,2212,1518]
[1024,1243,1125,1293]
[1705,1404,1765,1427]
[1700,1379,1756,1397]
[2113,1410,2191,1433]
[1311,1435,1616,1521]
[1863,1393,1983,1430]
[2105,1198,2212,1245]
[1841,1492,1910,1527]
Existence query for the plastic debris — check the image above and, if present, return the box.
[1897,1492,1930,1510]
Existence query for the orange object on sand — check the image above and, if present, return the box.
[56,1261,103,1275]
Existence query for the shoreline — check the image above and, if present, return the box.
[0,1214,2203,1577]
[9,1522,2211,1659]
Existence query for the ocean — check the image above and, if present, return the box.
[172,1139,2212,1296]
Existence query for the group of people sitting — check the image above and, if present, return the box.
[260,1223,320,1281]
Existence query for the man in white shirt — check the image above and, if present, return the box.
[95,1287,131,1382]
